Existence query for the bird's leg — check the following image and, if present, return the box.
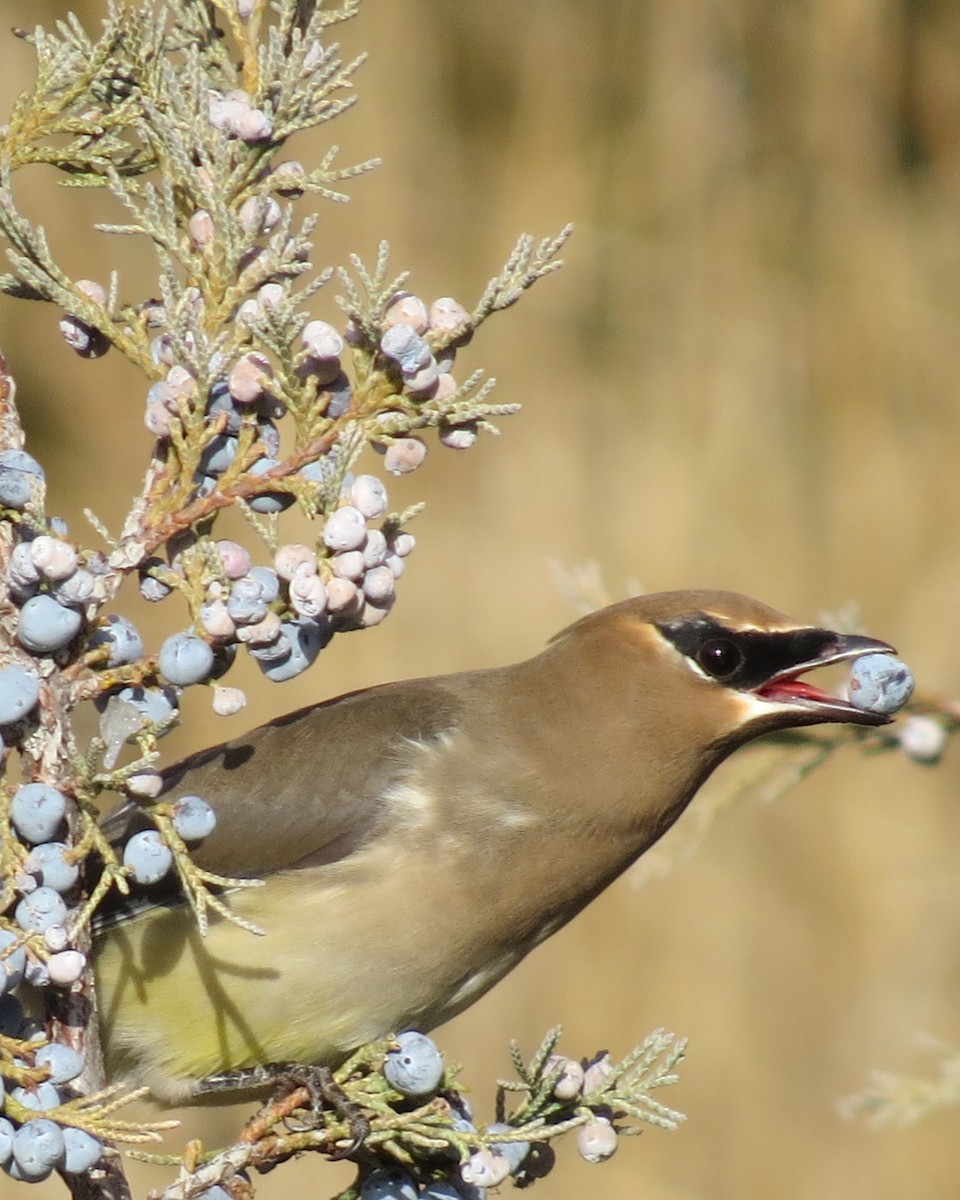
[198,1065,279,1095]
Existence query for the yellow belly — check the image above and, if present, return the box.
[94,853,523,1103]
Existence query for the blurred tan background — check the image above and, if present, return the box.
[3,1,960,1197]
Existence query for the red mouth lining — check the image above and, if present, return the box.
[756,678,836,705]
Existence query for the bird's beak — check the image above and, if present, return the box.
[752,632,897,726]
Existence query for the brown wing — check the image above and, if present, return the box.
[100,676,464,880]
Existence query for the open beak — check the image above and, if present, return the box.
[753,632,897,726]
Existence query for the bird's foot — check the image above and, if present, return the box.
[199,1062,369,1159]
[269,1063,370,1160]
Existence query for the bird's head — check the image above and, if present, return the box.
[547,588,896,760]
[491,587,902,894]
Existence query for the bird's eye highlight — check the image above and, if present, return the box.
[696,638,744,679]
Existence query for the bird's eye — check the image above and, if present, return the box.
[696,638,744,679]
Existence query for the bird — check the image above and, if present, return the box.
[93,589,895,1104]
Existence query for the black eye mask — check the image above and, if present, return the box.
[655,614,841,692]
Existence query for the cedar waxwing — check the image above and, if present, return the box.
[94,589,895,1104]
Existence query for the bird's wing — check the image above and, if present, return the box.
[100,676,464,880]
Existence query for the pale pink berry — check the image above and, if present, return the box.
[577,1117,618,1163]
[440,422,478,450]
[290,573,327,618]
[434,372,458,400]
[362,566,395,604]
[43,925,70,953]
[144,403,171,436]
[462,1148,510,1189]
[304,40,326,70]
[48,950,86,986]
[897,715,947,764]
[147,380,179,414]
[362,529,388,569]
[582,1052,613,1094]
[166,365,197,400]
[541,1055,585,1101]
[140,298,165,328]
[325,576,360,612]
[212,686,247,716]
[236,107,273,142]
[237,298,260,323]
[150,334,176,366]
[350,474,388,520]
[429,296,470,334]
[188,209,215,249]
[271,160,306,196]
[258,282,285,307]
[323,506,367,552]
[384,553,405,579]
[8,542,41,588]
[301,320,344,359]
[208,91,239,130]
[127,771,163,799]
[199,599,236,640]
[216,539,252,580]
[30,536,78,582]
[389,531,416,558]
[209,89,253,134]
[274,544,317,581]
[383,292,429,333]
[238,195,282,235]
[59,315,104,356]
[75,278,107,306]
[383,437,427,475]
[331,550,365,581]
[236,610,282,646]
[228,352,273,403]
